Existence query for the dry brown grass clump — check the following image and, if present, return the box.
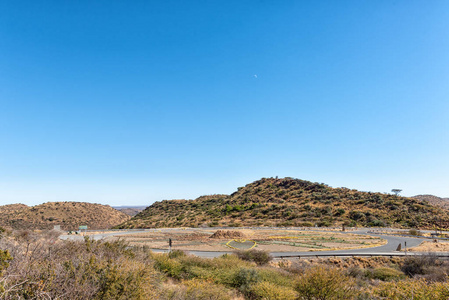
[210,230,246,239]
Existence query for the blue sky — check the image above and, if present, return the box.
[1,1,448,206]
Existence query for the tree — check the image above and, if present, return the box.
[391,189,402,196]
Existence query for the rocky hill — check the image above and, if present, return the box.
[0,202,130,230]
[413,194,449,210]
[113,206,147,216]
[116,177,448,229]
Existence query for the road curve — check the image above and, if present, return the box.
[60,228,435,258]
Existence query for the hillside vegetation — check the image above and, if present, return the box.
[0,202,130,230]
[117,177,447,229]
[413,194,449,210]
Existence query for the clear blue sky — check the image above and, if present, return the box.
[1,1,448,206]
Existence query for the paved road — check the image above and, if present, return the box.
[151,232,429,258]
[60,230,149,241]
[61,228,439,258]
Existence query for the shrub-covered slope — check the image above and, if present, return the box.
[0,202,130,230]
[412,194,449,210]
[117,177,447,229]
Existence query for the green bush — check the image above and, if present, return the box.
[349,211,364,221]
[231,268,260,296]
[249,281,297,300]
[235,249,272,265]
[182,279,235,300]
[334,208,345,216]
[168,249,186,259]
[368,219,385,227]
[153,254,184,279]
[257,267,295,288]
[409,229,421,236]
[0,250,12,293]
[0,250,11,275]
[371,278,449,300]
[365,267,405,281]
[296,266,358,300]
[317,220,331,227]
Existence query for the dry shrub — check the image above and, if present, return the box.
[364,267,405,281]
[400,254,448,280]
[371,278,449,300]
[153,253,184,279]
[257,267,296,289]
[249,281,297,300]
[279,260,311,274]
[0,234,158,299]
[159,280,236,300]
[210,230,246,239]
[231,267,260,297]
[296,265,358,300]
[331,256,401,269]
[235,249,272,265]
[183,279,235,300]
[168,249,187,259]
[409,228,421,236]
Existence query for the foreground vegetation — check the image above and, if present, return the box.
[1,229,449,299]
[118,177,447,229]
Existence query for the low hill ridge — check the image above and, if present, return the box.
[412,194,449,210]
[0,201,130,230]
[117,177,448,229]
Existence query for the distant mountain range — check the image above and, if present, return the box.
[113,206,147,216]
[0,202,130,231]
[115,177,448,229]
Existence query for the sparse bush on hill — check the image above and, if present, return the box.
[116,177,447,229]
[0,202,130,231]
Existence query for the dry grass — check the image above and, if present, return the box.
[116,228,386,252]
[408,240,449,252]
[0,202,130,231]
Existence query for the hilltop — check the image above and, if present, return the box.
[0,202,130,230]
[117,177,448,229]
[413,194,449,210]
